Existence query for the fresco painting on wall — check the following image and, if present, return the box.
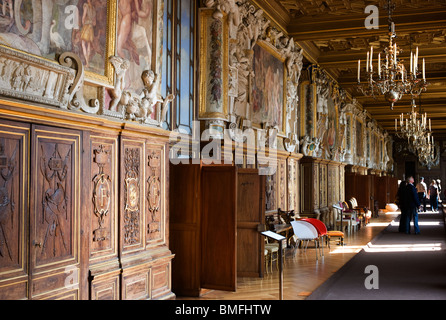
[356,119,363,158]
[323,96,338,154]
[0,0,110,79]
[117,0,154,95]
[252,42,285,133]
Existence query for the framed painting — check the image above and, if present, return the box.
[299,80,317,138]
[323,95,339,153]
[198,8,229,120]
[252,40,287,135]
[355,119,364,158]
[0,0,116,86]
[116,0,159,95]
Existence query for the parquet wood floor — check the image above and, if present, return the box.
[176,212,399,300]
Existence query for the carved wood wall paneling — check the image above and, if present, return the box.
[30,124,83,300]
[0,120,29,300]
[145,144,166,248]
[89,136,118,261]
[287,158,296,211]
[119,135,174,300]
[90,272,120,300]
[151,261,172,299]
[121,263,152,300]
[300,157,320,217]
[120,139,145,254]
[277,157,287,211]
[88,134,120,300]
[265,171,277,213]
[286,154,303,214]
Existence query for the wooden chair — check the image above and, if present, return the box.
[264,238,279,272]
[349,197,372,226]
[333,203,355,234]
[264,248,270,274]
[342,201,359,232]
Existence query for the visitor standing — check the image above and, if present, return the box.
[396,180,408,233]
[405,176,421,234]
[416,177,427,212]
[428,180,439,212]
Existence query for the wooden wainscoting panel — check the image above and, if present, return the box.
[89,135,119,261]
[120,138,145,254]
[90,270,120,300]
[236,169,265,278]
[30,125,82,299]
[0,120,30,300]
[122,264,151,300]
[151,262,172,299]
[145,143,166,247]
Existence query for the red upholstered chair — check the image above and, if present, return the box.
[301,218,326,256]
[301,218,343,251]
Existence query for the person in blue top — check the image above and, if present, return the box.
[405,176,421,234]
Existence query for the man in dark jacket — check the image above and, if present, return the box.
[397,180,408,233]
[405,176,421,234]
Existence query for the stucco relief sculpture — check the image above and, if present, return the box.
[0,46,75,108]
[106,55,174,125]
[205,0,303,148]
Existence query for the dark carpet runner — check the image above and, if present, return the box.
[307,210,446,300]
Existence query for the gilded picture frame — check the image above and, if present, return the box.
[299,80,317,139]
[252,40,287,136]
[198,8,229,120]
[0,0,117,86]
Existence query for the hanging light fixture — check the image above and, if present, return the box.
[394,99,431,143]
[394,95,437,169]
[357,0,429,109]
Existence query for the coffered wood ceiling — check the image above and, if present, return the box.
[254,0,446,137]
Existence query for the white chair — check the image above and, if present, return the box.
[291,220,321,261]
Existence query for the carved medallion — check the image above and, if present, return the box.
[124,148,140,245]
[146,150,161,239]
[92,145,111,242]
[126,178,140,211]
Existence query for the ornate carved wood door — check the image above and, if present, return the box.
[29,125,82,300]
[0,120,30,299]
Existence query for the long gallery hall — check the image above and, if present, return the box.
[0,0,446,302]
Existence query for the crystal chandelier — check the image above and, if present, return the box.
[417,133,438,170]
[394,99,431,144]
[395,97,437,169]
[357,0,429,109]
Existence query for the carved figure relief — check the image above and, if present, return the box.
[265,173,275,211]
[92,145,111,242]
[39,143,71,258]
[124,147,140,246]
[0,141,16,260]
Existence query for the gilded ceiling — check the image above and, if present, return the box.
[257,0,446,136]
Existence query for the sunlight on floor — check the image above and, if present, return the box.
[329,245,365,254]
[363,242,443,253]
[389,221,441,227]
[366,222,391,227]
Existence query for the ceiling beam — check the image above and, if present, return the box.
[318,48,446,69]
[251,0,291,34]
[288,9,446,41]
